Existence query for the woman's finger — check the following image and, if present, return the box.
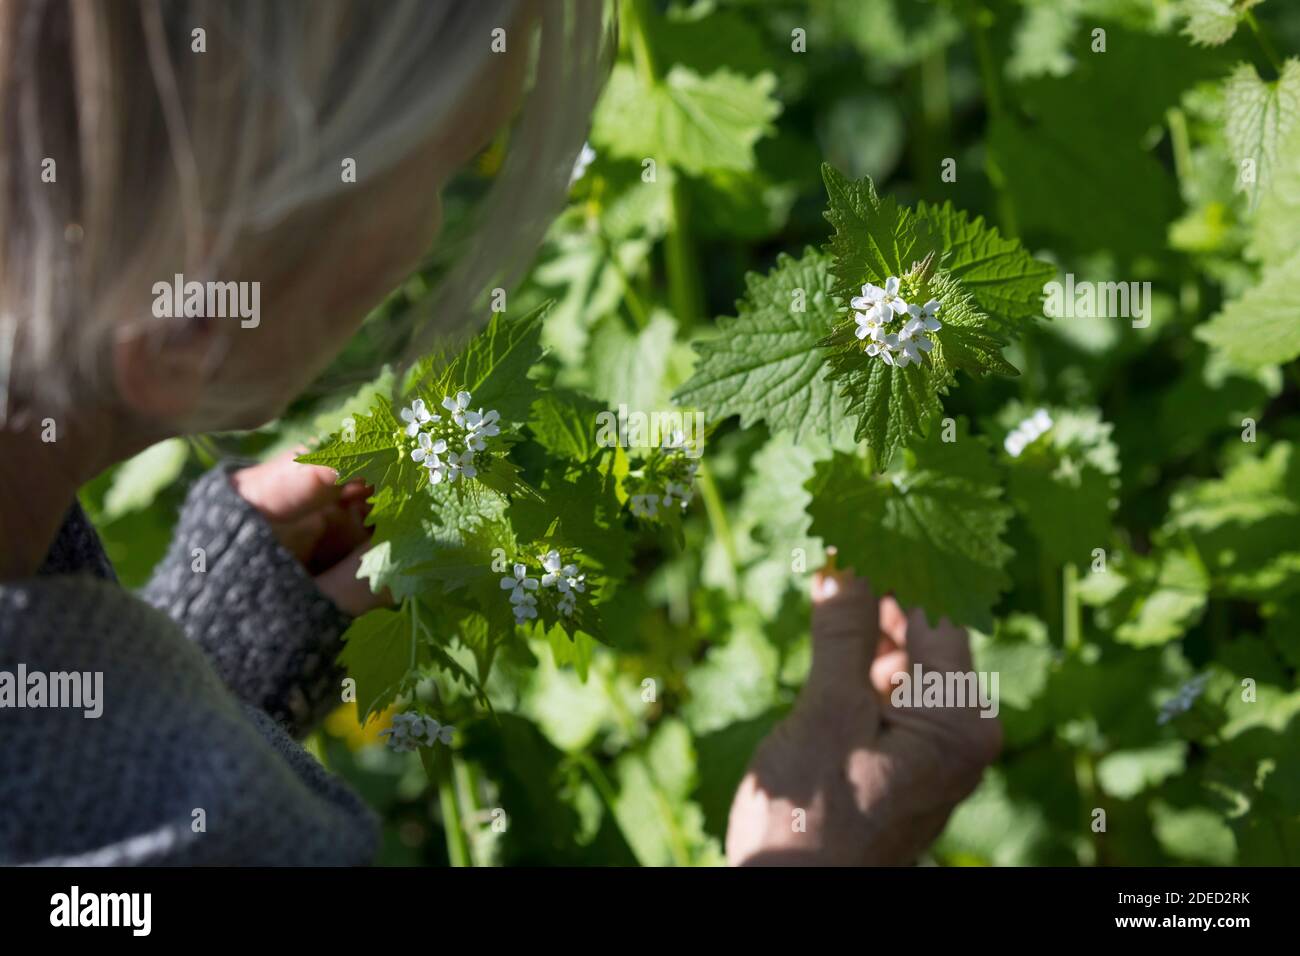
[313,543,392,617]
[230,448,341,523]
[805,563,882,714]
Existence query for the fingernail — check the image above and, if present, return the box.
[813,569,841,602]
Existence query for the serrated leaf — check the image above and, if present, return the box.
[673,249,852,440]
[821,164,927,301]
[529,390,607,462]
[805,427,1013,630]
[1196,249,1300,368]
[431,303,549,425]
[297,394,407,489]
[1179,0,1264,47]
[338,606,421,722]
[1223,58,1300,211]
[510,461,633,586]
[592,63,780,175]
[914,200,1055,327]
[822,349,945,469]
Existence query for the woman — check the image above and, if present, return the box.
[0,0,998,866]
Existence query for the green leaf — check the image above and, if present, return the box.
[1164,442,1300,600]
[297,394,407,490]
[1001,406,1120,567]
[611,718,724,867]
[673,249,853,441]
[1179,0,1264,47]
[1096,742,1189,800]
[102,439,189,520]
[582,311,682,413]
[430,303,549,425]
[914,200,1055,327]
[1081,546,1210,647]
[528,391,607,462]
[337,606,420,722]
[820,164,927,302]
[592,64,780,175]
[822,348,945,469]
[1223,58,1300,211]
[1196,249,1300,368]
[805,426,1013,630]
[510,460,633,586]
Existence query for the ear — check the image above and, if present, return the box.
[112,318,213,421]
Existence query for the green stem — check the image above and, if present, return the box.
[455,758,486,867]
[1063,562,1081,651]
[623,0,703,330]
[423,746,472,867]
[697,465,739,594]
[665,182,705,331]
[596,222,652,329]
[1166,107,1193,195]
[1245,11,1283,75]
[967,1,1018,238]
[1061,561,1102,863]
[624,0,659,80]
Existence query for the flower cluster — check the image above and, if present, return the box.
[379,712,455,752]
[850,276,942,368]
[1157,673,1210,726]
[501,549,587,623]
[399,390,501,485]
[629,430,700,519]
[1003,408,1054,457]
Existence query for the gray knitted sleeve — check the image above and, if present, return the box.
[141,464,354,738]
[0,576,379,866]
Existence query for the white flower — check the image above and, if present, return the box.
[500,563,539,603]
[563,569,585,594]
[854,310,886,342]
[442,390,473,427]
[512,592,539,622]
[464,408,501,451]
[412,432,448,467]
[540,550,564,588]
[851,276,909,324]
[897,317,935,365]
[557,591,577,617]
[569,142,596,186]
[381,713,455,751]
[400,398,437,437]
[662,481,693,510]
[630,493,659,518]
[907,298,943,332]
[1003,408,1054,458]
[445,449,476,483]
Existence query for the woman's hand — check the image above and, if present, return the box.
[229,450,388,617]
[725,564,1002,866]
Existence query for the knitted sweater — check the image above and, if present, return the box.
[0,466,380,865]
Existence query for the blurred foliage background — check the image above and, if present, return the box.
[83,0,1300,865]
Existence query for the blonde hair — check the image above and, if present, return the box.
[0,0,607,421]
